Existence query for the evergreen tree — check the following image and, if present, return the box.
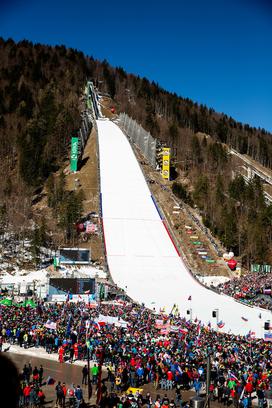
[172,182,192,205]
[229,176,246,201]
[59,190,84,242]
[191,135,202,165]
[193,175,209,209]
[30,219,48,265]
[215,175,224,205]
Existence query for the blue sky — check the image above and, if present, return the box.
[1,0,272,131]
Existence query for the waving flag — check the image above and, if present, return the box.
[179,328,189,334]
[247,330,256,339]
[264,333,272,342]
[217,321,225,329]
[66,315,72,336]
[229,371,239,381]
[44,320,57,330]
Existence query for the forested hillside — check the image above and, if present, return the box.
[0,38,271,266]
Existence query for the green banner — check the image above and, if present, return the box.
[251,264,271,273]
[53,256,59,269]
[70,137,79,172]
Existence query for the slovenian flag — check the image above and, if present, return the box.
[264,333,272,342]
[247,330,256,339]
[179,328,189,334]
[66,315,72,336]
[217,320,225,329]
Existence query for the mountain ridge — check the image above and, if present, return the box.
[0,37,271,267]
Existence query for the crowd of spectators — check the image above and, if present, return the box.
[1,299,272,407]
[217,272,272,310]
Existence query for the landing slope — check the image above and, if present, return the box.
[97,119,270,337]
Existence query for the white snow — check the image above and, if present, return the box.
[0,265,105,298]
[97,119,271,338]
[1,269,49,285]
[197,275,230,287]
[4,343,89,367]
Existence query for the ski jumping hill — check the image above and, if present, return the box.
[97,119,271,338]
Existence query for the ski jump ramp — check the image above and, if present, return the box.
[97,119,271,338]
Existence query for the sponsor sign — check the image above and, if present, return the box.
[51,294,96,303]
[162,148,170,180]
[70,137,79,172]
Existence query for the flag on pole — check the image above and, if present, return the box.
[66,315,72,336]
[229,371,239,381]
[44,320,57,330]
[246,330,256,339]
[264,333,272,342]
[179,328,189,334]
[217,321,225,329]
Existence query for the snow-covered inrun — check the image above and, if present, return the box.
[97,119,271,338]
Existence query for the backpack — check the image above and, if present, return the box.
[69,389,75,397]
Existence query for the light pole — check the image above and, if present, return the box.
[187,308,192,321]
[85,321,92,400]
[205,351,211,408]
[212,309,219,328]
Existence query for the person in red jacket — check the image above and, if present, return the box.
[74,343,79,360]
[23,384,31,406]
[245,381,254,394]
[38,389,45,405]
[61,382,67,407]
[58,345,64,363]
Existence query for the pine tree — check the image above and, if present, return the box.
[59,190,84,242]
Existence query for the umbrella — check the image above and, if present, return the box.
[0,298,13,306]
[25,299,37,308]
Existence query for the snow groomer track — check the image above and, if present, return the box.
[97,119,271,338]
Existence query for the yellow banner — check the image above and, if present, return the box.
[162,147,170,180]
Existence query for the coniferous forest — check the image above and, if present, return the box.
[0,38,271,265]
